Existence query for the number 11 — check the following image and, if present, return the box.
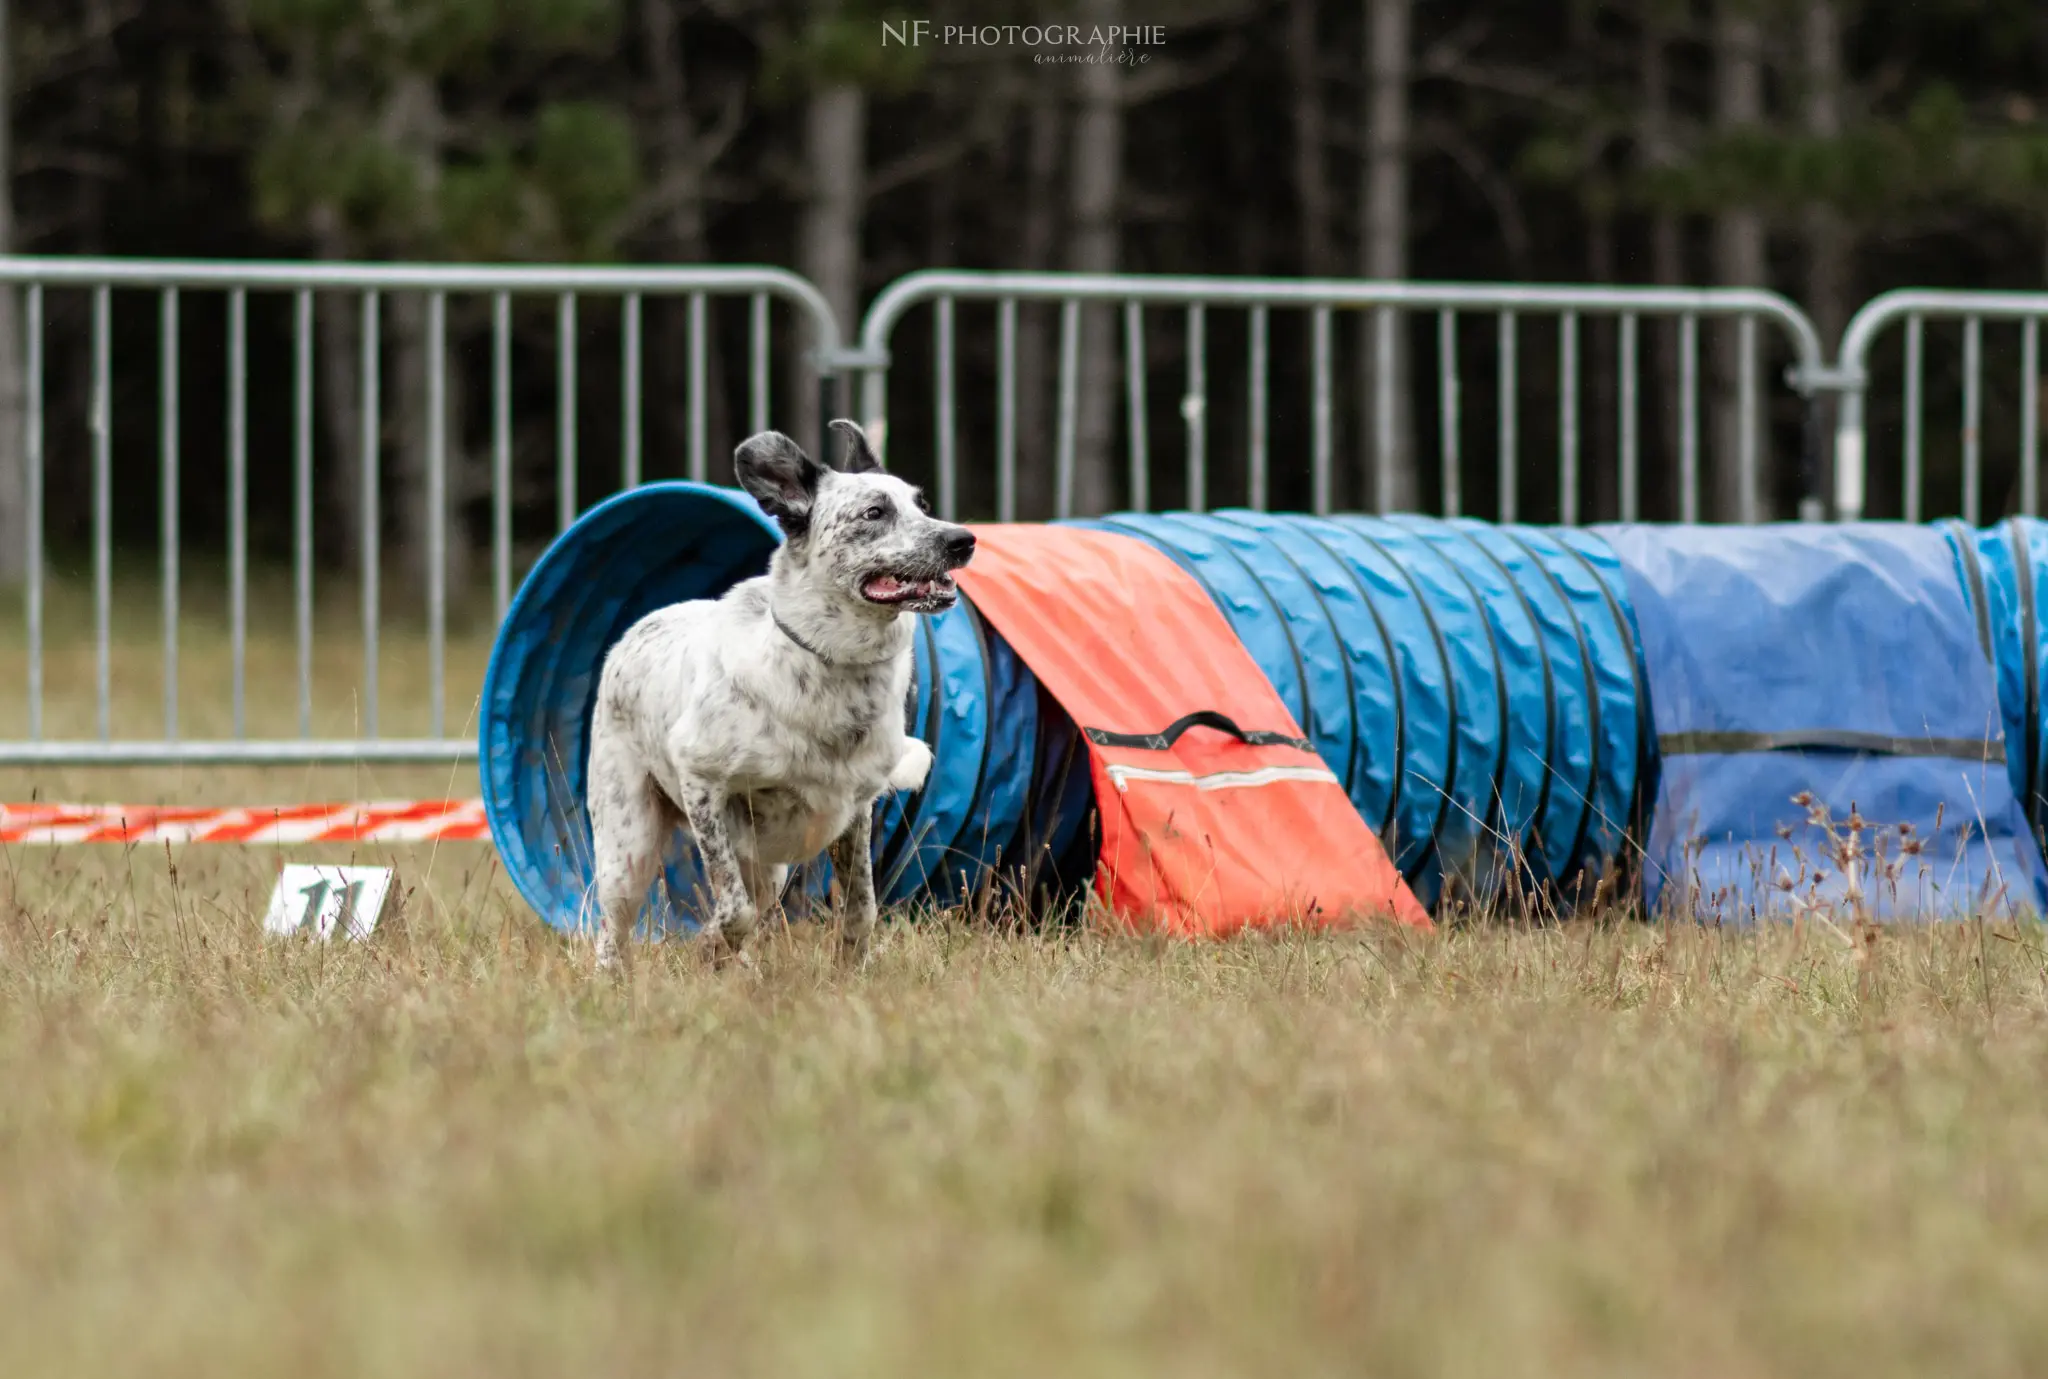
[296,878,368,937]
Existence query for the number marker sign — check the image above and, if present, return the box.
[262,864,394,942]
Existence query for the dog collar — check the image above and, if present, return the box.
[771,607,897,669]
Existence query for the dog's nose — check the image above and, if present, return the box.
[944,528,977,563]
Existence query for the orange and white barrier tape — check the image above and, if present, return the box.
[0,799,489,846]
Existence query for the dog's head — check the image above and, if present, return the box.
[734,420,975,615]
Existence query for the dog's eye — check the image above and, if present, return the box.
[862,503,888,521]
[914,493,931,515]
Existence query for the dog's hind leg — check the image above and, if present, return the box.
[828,805,880,967]
[589,762,668,974]
[676,779,758,962]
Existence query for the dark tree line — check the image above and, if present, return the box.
[3,0,2048,597]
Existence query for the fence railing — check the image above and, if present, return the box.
[852,270,1830,525]
[1832,290,2048,524]
[0,258,839,766]
[5,256,2047,770]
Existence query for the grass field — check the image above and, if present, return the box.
[8,600,2048,1376]
[7,862,2048,1379]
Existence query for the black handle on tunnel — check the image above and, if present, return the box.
[1083,711,1313,753]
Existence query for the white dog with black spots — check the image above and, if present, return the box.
[585,419,976,970]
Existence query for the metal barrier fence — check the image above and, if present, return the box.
[0,258,839,766]
[9,257,2048,771]
[851,270,1830,525]
[1832,290,2048,524]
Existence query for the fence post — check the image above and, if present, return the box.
[1798,394,1824,523]
[1789,351,1860,523]
[1832,386,1865,522]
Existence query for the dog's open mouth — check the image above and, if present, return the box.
[861,571,959,609]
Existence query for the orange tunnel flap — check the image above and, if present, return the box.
[956,524,1430,936]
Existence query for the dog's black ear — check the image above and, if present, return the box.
[734,431,823,534]
[829,418,884,474]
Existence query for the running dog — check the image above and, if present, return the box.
[585,419,975,970]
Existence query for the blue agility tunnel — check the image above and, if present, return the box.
[1603,520,2048,919]
[1951,519,2048,844]
[479,482,2048,932]
[480,486,1649,931]
[1080,514,1649,908]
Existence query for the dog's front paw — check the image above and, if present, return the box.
[593,927,627,976]
[887,739,933,793]
[838,926,874,970]
[702,927,757,973]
